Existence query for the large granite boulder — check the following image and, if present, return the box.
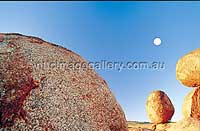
[0,33,128,131]
[182,87,200,120]
[176,48,200,87]
[146,90,174,124]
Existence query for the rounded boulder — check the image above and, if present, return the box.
[146,90,175,124]
[176,48,200,87]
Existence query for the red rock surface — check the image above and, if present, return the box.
[0,33,128,131]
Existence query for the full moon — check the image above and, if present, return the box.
[153,37,161,46]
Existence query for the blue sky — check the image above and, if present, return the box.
[0,2,199,122]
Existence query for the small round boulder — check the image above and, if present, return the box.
[146,90,175,124]
[176,48,200,87]
[182,87,200,120]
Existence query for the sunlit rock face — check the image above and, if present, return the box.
[146,90,175,124]
[182,87,200,120]
[167,117,200,131]
[0,33,128,131]
[176,48,200,87]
